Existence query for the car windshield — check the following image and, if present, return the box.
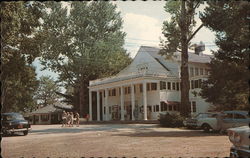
[3,114,25,121]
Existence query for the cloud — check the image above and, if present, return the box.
[122,13,163,57]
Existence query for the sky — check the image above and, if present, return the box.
[33,1,218,81]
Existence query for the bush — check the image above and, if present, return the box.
[159,112,185,127]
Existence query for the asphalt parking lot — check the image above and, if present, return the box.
[1,124,231,157]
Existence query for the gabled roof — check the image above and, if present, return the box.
[141,46,212,64]
[31,102,73,114]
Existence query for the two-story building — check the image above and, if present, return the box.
[88,45,212,121]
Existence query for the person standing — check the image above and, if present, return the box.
[75,112,80,127]
[61,111,67,127]
[70,112,74,127]
[66,112,71,126]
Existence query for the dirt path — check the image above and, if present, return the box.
[1,124,231,157]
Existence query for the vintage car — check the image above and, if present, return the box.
[197,111,250,132]
[183,112,218,129]
[227,126,250,158]
[1,112,31,136]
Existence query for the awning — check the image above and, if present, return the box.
[164,100,180,105]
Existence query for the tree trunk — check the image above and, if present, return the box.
[180,1,191,117]
[79,82,85,117]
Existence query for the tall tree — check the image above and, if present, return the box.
[160,1,204,117]
[35,76,61,107]
[200,1,250,110]
[40,1,131,116]
[1,2,43,112]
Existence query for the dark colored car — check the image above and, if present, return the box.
[1,113,31,136]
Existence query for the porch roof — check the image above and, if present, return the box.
[30,102,73,115]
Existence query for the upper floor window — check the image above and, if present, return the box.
[200,68,204,75]
[140,84,143,92]
[190,67,194,77]
[176,82,180,91]
[195,67,199,76]
[167,82,171,90]
[172,82,176,90]
[160,81,166,90]
[151,83,157,91]
[147,83,150,91]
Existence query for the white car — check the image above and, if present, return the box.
[227,126,250,158]
[197,111,250,133]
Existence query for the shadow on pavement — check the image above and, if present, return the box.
[112,130,224,138]
[30,124,155,135]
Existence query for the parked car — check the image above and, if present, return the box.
[197,111,250,132]
[227,126,250,158]
[183,112,218,129]
[1,112,31,136]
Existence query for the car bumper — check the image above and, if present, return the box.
[6,128,31,133]
[230,146,250,158]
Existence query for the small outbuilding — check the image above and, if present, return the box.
[30,102,73,125]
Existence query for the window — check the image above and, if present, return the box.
[198,79,202,88]
[194,80,199,88]
[104,107,106,114]
[128,87,131,94]
[155,105,159,112]
[134,85,136,93]
[119,88,121,95]
[41,114,49,121]
[190,67,194,77]
[234,114,246,119]
[200,68,204,75]
[147,83,150,91]
[160,102,167,111]
[160,81,166,90]
[109,90,112,96]
[195,67,199,76]
[173,105,177,111]
[223,113,233,119]
[191,80,194,89]
[176,82,179,91]
[151,83,157,91]
[172,82,176,90]
[192,101,196,112]
[112,89,116,96]
[167,82,171,90]
[168,105,172,111]
[153,105,156,112]
[140,84,143,92]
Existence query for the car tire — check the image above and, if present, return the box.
[23,130,28,136]
[202,124,212,133]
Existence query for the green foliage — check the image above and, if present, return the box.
[160,1,203,117]
[159,113,185,128]
[40,2,131,115]
[1,2,43,112]
[35,76,61,107]
[200,1,250,111]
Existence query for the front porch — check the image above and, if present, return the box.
[88,74,180,121]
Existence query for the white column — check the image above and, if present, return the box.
[143,82,148,120]
[97,90,100,121]
[89,90,92,121]
[105,89,108,121]
[102,90,105,121]
[157,81,161,112]
[120,86,125,121]
[131,84,135,120]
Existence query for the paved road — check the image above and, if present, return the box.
[2,124,231,157]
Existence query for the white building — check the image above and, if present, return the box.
[88,45,212,121]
